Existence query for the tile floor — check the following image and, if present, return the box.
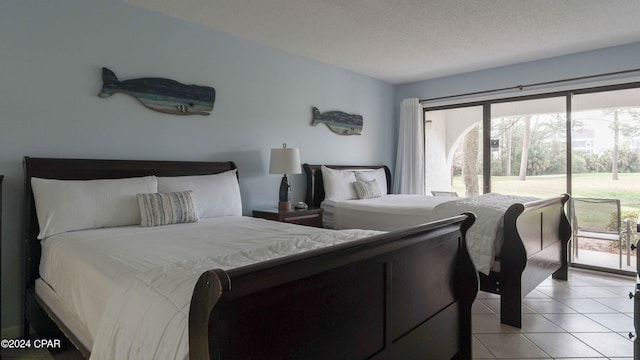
[2,268,637,359]
[473,268,637,359]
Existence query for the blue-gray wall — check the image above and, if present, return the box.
[396,42,640,105]
[0,0,396,335]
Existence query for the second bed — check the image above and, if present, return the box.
[304,163,571,328]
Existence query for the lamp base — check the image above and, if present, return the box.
[278,201,291,210]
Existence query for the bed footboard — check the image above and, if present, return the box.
[190,214,478,360]
[480,194,570,328]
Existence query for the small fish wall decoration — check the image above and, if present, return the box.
[311,107,363,135]
[98,67,215,115]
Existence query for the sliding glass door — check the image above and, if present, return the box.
[570,87,640,272]
[424,82,640,274]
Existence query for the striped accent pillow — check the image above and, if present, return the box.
[353,179,382,199]
[137,191,199,227]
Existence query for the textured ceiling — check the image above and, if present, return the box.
[124,0,640,84]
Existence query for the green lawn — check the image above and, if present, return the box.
[452,172,640,211]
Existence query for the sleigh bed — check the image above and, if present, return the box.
[304,163,571,328]
[23,157,479,359]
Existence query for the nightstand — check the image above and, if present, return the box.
[252,207,323,228]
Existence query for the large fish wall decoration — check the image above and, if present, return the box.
[98,67,215,115]
[311,106,363,135]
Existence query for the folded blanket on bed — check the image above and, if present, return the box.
[89,228,382,360]
[428,193,538,275]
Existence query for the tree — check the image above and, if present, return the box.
[505,126,513,176]
[462,125,480,196]
[491,116,521,176]
[602,108,640,180]
[528,114,566,176]
[612,110,619,180]
[518,116,532,180]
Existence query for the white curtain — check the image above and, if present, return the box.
[393,98,425,194]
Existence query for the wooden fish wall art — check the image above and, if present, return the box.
[98,67,215,115]
[311,107,363,135]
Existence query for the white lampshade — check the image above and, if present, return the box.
[269,145,301,175]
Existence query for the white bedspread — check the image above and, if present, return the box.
[321,193,538,275]
[427,193,538,274]
[40,216,381,359]
[91,226,380,360]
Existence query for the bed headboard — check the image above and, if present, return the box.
[302,164,392,208]
[23,157,237,289]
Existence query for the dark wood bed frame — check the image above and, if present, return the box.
[24,157,479,359]
[303,163,571,328]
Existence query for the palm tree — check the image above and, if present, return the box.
[518,116,532,181]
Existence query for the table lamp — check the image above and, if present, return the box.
[269,143,301,210]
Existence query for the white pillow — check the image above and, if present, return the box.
[353,179,383,199]
[157,169,242,218]
[354,168,388,195]
[31,176,158,239]
[137,191,199,227]
[321,166,357,201]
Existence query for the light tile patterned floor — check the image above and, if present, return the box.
[2,268,637,359]
[473,268,637,359]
